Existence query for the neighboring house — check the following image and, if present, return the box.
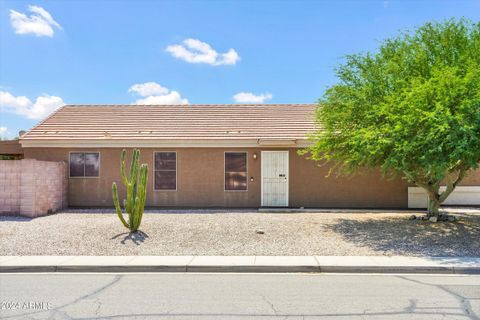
[2,104,480,208]
[0,140,23,159]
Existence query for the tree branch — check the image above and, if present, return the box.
[439,168,467,203]
[404,171,437,195]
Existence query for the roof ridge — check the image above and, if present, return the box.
[62,103,317,107]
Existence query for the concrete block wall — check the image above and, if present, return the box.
[0,159,67,217]
[0,160,21,214]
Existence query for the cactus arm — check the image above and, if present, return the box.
[132,196,141,232]
[138,164,148,228]
[125,149,140,216]
[131,178,138,213]
[123,197,133,228]
[130,150,139,211]
[132,164,148,230]
[125,182,132,215]
[121,148,133,215]
[130,149,139,186]
[112,182,129,229]
[120,149,128,186]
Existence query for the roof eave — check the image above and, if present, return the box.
[19,138,312,148]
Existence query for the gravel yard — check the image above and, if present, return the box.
[1,209,479,256]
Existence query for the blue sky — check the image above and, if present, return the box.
[1,0,479,138]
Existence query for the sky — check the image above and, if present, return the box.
[1,0,479,138]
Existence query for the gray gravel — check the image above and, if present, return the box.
[1,209,479,256]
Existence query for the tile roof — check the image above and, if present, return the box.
[21,104,317,141]
[0,140,23,155]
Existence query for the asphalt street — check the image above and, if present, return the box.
[0,273,479,319]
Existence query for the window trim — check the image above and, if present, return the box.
[153,151,178,191]
[224,151,248,192]
[68,151,101,178]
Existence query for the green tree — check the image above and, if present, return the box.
[305,19,480,217]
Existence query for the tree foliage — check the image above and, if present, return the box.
[306,19,480,215]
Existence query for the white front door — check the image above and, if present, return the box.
[261,151,289,207]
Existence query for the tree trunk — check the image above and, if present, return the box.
[411,168,467,219]
[429,169,467,217]
[427,196,440,217]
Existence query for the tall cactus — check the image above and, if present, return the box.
[112,149,148,232]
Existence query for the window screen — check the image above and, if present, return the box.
[69,152,99,177]
[225,152,247,190]
[154,152,177,190]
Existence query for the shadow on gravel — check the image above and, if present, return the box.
[0,215,33,222]
[111,230,149,245]
[325,213,480,257]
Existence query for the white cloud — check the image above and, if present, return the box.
[10,5,61,37]
[233,92,273,103]
[0,91,30,108]
[135,91,188,105]
[0,91,65,119]
[166,38,240,66]
[128,82,169,97]
[0,127,7,137]
[129,82,188,105]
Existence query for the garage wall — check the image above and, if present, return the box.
[408,186,480,208]
[407,168,480,208]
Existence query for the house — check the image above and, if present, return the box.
[4,104,480,208]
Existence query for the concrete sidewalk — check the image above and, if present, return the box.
[1,255,480,274]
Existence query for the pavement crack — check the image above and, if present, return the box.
[93,297,102,317]
[259,293,279,316]
[61,275,123,310]
[396,275,479,320]
[1,275,122,320]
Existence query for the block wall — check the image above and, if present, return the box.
[0,159,67,217]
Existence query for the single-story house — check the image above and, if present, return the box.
[4,104,480,208]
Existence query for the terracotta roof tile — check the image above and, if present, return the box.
[21,104,317,141]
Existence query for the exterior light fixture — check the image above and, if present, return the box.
[253,153,258,160]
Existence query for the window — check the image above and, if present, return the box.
[225,152,247,191]
[154,152,177,190]
[69,152,100,177]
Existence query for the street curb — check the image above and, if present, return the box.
[2,265,480,274]
[185,265,321,273]
[1,256,479,274]
[318,266,455,274]
[56,265,188,273]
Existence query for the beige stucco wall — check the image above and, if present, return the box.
[23,147,411,208]
[0,159,68,217]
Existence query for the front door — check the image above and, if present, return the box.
[261,151,289,207]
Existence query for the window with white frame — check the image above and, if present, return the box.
[69,152,100,177]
